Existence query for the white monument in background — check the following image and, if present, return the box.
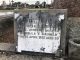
[1,1,7,9]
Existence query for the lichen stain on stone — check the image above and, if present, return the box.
[16,11,62,36]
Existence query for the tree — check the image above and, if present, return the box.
[12,2,22,8]
[41,1,46,8]
[35,1,40,8]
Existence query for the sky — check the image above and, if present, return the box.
[0,0,52,5]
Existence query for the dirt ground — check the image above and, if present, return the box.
[0,27,14,43]
[0,17,14,43]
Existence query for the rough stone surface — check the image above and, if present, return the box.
[67,17,80,60]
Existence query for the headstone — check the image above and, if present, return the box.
[14,9,67,57]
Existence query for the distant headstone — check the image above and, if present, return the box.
[1,1,7,9]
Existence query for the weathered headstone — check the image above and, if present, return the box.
[14,9,67,57]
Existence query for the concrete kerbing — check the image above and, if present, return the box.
[69,38,80,47]
[0,43,15,52]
